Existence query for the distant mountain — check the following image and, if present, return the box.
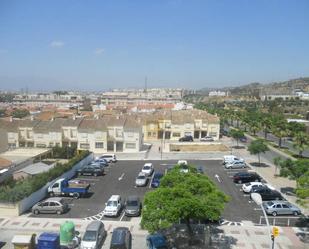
[199,77,309,97]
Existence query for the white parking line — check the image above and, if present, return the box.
[149,174,155,189]
[120,212,126,221]
[118,173,125,181]
[254,208,262,211]
[75,178,100,182]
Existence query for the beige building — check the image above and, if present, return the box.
[0,116,143,153]
[134,109,220,141]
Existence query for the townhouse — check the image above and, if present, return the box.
[0,116,142,153]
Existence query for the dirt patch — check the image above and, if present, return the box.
[170,143,229,152]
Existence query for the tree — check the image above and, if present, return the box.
[296,171,309,202]
[229,129,244,147]
[11,109,30,118]
[293,132,309,157]
[287,122,305,137]
[271,115,289,148]
[261,114,272,140]
[247,139,269,166]
[141,166,228,237]
[273,157,283,176]
[280,159,309,181]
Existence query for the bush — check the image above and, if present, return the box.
[0,150,90,203]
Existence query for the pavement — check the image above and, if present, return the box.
[0,216,308,249]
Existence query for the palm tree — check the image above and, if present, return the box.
[293,132,309,157]
[273,157,283,176]
[271,115,289,148]
[261,114,272,140]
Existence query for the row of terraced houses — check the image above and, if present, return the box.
[0,110,219,153]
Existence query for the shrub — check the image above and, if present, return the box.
[0,150,90,203]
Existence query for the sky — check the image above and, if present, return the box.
[0,0,309,91]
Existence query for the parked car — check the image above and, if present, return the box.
[179,135,193,142]
[146,233,168,249]
[32,197,68,215]
[124,196,142,217]
[135,172,148,187]
[233,172,261,184]
[77,165,104,176]
[200,136,214,142]
[100,154,117,163]
[239,136,247,143]
[195,165,204,174]
[110,227,132,249]
[81,221,106,249]
[262,201,301,216]
[223,155,244,165]
[103,195,122,217]
[93,158,109,167]
[251,187,283,201]
[142,163,154,176]
[225,161,246,169]
[177,160,188,166]
[151,172,164,188]
[250,184,275,193]
[242,182,274,193]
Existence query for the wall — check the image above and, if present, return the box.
[9,153,93,216]
[0,128,8,153]
[0,202,19,216]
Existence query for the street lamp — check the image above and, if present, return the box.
[251,193,273,249]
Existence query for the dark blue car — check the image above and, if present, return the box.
[151,172,164,188]
[146,233,167,249]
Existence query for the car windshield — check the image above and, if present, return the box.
[83,231,97,241]
[127,200,138,206]
[154,173,163,179]
[107,201,117,207]
[245,183,250,186]
[143,166,151,170]
[137,175,145,179]
[266,201,274,206]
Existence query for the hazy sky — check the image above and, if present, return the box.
[0,0,309,91]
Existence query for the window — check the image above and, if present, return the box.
[147,132,152,137]
[49,142,54,147]
[71,130,77,138]
[95,142,104,148]
[125,143,136,149]
[80,143,90,149]
[282,204,289,208]
[36,144,46,148]
[173,132,181,137]
[37,134,43,139]
[116,128,123,137]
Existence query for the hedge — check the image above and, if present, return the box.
[0,150,90,203]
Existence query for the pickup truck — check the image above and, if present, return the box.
[48,178,90,198]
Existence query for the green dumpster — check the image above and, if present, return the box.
[60,221,75,246]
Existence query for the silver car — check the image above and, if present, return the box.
[135,172,148,187]
[263,201,301,216]
[225,160,246,169]
[32,197,68,215]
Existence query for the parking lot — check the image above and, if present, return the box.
[30,159,306,227]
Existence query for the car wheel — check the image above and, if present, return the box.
[293,211,299,216]
[49,192,54,197]
[73,192,80,199]
[272,211,277,216]
[238,180,242,184]
[56,210,61,215]
[33,209,39,215]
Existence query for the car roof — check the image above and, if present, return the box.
[138,172,146,176]
[111,227,129,244]
[144,163,152,167]
[45,197,63,202]
[147,234,166,246]
[154,172,163,176]
[86,221,104,231]
[109,195,120,201]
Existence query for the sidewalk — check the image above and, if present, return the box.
[0,216,307,249]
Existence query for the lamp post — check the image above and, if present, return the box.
[251,193,273,249]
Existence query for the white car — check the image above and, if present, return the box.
[177,160,188,166]
[225,161,246,169]
[135,172,148,187]
[141,163,154,176]
[242,182,274,193]
[222,155,244,165]
[200,136,214,142]
[103,195,122,217]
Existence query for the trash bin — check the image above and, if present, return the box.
[37,232,60,249]
[60,220,80,248]
[11,234,36,249]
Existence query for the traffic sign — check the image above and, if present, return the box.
[272,226,279,237]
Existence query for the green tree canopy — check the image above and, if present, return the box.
[11,109,30,118]
[247,139,269,166]
[229,129,245,147]
[141,165,228,234]
[293,132,309,157]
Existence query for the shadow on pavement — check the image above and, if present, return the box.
[280,187,296,196]
[160,224,237,249]
[250,162,270,168]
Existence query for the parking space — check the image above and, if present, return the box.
[29,159,305,227]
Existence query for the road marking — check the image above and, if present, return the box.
[120,212,126,221]
[118,173,125,181]
[149,174,155,189]
[243,195,249,197]
[254,208,262,211]
[214,174,221,182]
[75,178,100,182]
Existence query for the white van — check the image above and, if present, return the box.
[223,155,244,165]
[103,195,122,217]
[100,154,117,163]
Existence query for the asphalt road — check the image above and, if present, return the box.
[29,160,305,227]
